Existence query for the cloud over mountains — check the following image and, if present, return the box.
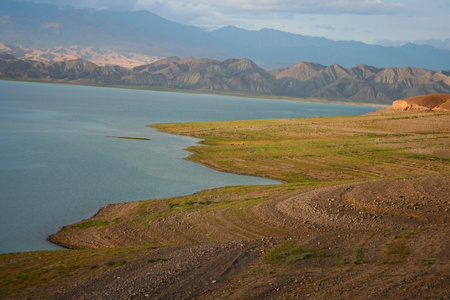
[18,0,447,44]
[213,0,405,15]
[32,0,405,15]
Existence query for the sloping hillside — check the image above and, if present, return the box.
[392,94,450,111]
[1,54,450,103]
[134,57,277,94]
[274,63,450,102]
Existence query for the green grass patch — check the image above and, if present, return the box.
[353,246,365,264]
[152,113,450,185]
[339,258,351,265]
[263,239,324,265]
[0,246,148,298]
[106,261,116,267]
[420,258,433,265]
[233,270,259,279]
[385,242,410,256]
[381,232,413,264]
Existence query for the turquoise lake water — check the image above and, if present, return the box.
[0,81,377,253]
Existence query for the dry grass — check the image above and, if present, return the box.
[151,112,450,184]
[2,111,449,299]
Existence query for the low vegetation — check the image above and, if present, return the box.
[263,239,324,265]
[1,110,449,298]
[0,246,149,298]
[152,112,450,184]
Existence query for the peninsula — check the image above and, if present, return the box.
[1,95,449,299]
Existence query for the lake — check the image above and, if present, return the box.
[0,81,377,253]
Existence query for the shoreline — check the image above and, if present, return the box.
[0,77,387,108]
[48,110,450,250]
[2,110,449,299]
[1,80,378,254]
[47,106,448,251]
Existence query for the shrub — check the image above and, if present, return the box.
[353,246,365,264]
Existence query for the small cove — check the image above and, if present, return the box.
[0,81,377,253]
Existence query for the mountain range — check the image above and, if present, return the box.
[1,0,450,71]
[2,54,449,103]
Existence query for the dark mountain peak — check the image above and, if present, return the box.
[212,25,244,34]
[0,52,16,60]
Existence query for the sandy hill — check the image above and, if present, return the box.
[392,94,450,111]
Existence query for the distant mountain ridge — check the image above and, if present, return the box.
[1,0,450,71]
[2,55,449,103]
[273,62,450,102]
[0,44,161,69]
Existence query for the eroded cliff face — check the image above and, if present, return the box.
[392,94,450,111]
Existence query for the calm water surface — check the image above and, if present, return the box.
[0,81,377,253]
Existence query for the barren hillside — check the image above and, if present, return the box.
[392,94,450,111]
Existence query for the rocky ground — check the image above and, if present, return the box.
[43,174,450,299]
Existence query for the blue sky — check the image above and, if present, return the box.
[23,0,450,48]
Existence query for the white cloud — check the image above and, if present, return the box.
[20,0,406,18]
[128,0,406,33]
[159,0,406,16]
[20,0,448,44]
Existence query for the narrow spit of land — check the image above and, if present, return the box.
[1,111,449,299]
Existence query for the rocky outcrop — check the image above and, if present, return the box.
[392,94,450,111]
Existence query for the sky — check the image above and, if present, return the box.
[23,0,450,48]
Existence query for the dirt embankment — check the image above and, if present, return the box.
[44,174,450,299]
[392,94,450,111]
